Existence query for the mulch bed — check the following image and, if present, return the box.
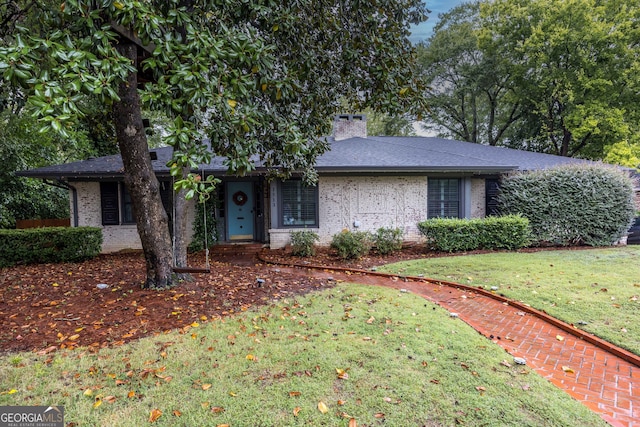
[0,244,596,355]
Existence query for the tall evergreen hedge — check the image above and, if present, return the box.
[497,164,635,246]
[0,227,102,267]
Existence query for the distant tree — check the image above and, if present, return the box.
[479,0,640,158]
[0,112,68,228]
[364,109,416,137]
[416,2,523,146]
[0,0,427,288]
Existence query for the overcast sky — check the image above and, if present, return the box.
[409,0,467,44]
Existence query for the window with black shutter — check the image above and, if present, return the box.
[101,181,172,226]
[485,178,500,216]
[428,178,461,218]
[100,182,119,225]
[280,180,318,227]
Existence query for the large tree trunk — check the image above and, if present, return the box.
[173,167,191,271]
[113,41,175,289]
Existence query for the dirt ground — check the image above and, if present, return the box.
[0,245,433,355]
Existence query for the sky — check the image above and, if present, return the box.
[409,0,467,44]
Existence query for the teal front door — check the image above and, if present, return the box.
[227,182,254,241]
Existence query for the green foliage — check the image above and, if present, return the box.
[0,0,428,192]
[188,200,219,253]
[0,104,118,229]
[417,215,531,252]
[373,227,404,255]
[363,109,416,137]
[330,230,373,260]
[497,164,635,246]
[479,0,640,158]
[289,230,319,257]
[416,2,523,147]
[0,227,102,267]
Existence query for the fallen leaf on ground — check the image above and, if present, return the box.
[149,409,162,422]
[562,366,575,374]
[318,401,328,413]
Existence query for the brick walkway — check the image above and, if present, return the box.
[264,261,639,427]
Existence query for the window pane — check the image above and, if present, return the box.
[281,181,317,227]
[428,179,460,218]
[122,186,135,224]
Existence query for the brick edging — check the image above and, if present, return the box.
[258,252,640,369]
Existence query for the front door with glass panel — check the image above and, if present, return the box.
[227,182,254,241]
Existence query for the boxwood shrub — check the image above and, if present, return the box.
[0,227,102,267]
[289,230,319,257]
[497,164,635,246]
[417,215,530,252]
[373,227,404,255]
[330,230,373,260]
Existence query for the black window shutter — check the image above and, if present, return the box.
[485,179,500,216]
[100,182,119,225]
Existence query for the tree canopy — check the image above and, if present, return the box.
[0,0,428,287]
[416,2,523,146]
[417,0,640,166]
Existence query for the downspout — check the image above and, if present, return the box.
[43,179,79,227]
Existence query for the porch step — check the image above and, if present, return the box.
[208,243,265,256]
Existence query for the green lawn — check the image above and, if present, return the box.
[379,246,640,356]
[0,284,606,426]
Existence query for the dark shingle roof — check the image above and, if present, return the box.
[17,136,589,180]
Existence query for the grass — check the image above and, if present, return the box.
[379,246,640,356]
[0,284,606,426]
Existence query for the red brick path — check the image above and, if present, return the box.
[266,262,639,427]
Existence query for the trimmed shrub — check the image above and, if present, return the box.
[374,227,404,255]
[330,230,373,260]
[417,215,530,252]
[290,230,319,257]
[0,227,102,267]
[497,164,635,246]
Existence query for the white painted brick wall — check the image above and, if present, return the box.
[269,175,429,248]
[470,178,486,218]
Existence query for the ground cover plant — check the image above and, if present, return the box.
[378,247,640,356]
[0,284,606,426]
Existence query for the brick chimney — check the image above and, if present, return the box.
[333,114,367,141]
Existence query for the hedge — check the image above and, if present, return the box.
[417,215,531,252]
[0,227,102,267]
[497,164,635,246]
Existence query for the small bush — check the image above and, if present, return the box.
[0,227,102,267]
[374,227,404,255]
[330,230,373,260]
[497,164,635,246]
[290,230,319,257]
[417,215,530,252]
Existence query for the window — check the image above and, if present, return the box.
[101,182,170,225]
[121,187,135,224]
[428,178,461,218]
[280,180,318,227]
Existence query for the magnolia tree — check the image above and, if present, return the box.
[0,0,427,288]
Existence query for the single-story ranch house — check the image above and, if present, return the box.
[19,115,589,253]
